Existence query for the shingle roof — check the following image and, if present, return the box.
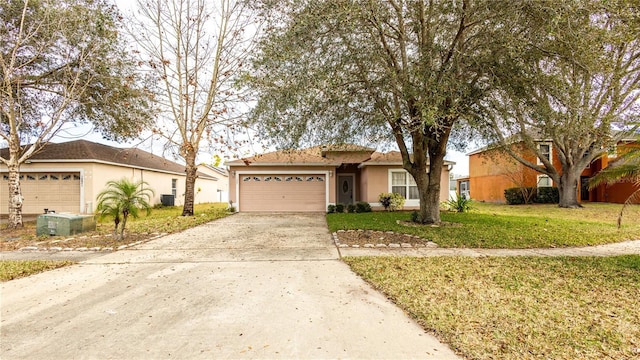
[1,140,215,178]
[227,145,455,167]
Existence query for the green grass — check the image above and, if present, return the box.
[0,260,75,282]
[345,255,640,360]
[327,203,640,248]
[119,202,230,234]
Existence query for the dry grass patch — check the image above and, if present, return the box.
[0,203,230,251]
[344,255,640,360]
[0,260,75,282]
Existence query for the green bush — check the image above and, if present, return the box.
[505,186,559,205]
[347,204,356,213]
[446,193,473,213]
[335,203,345,213]
[355,201,372,213]
[327,204,336,213]
[536,187,559,203]
[378,193,405,211]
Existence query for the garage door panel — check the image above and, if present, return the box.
[1,172,80,214]
[240,174,325,212]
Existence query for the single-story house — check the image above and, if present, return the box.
[226,144,454,212]
[0,140,222,215]
[197,164,229,203]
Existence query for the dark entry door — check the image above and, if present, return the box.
[580,176,590,201]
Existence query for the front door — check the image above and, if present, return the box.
[580,176,590,201]
[337,175,354,204]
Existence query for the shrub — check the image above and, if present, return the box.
[410,210,420,223]
[347,204,356,213]
[327,204,336,213]
[355,201,372,213]
[378,192,405,211]
[536,187,559,204]
[335,203,345,213]
[447,193,472,213]
[505,187,529,205]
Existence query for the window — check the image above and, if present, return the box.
[50,174,59,180]
[253,176,261,181]
[537,143,551,165]
[171,178,177,197]
[73,174,81,180]
[537,175,552,188]
[26,174,36,181]
[274,176,282,181]
[62,174,72,180]
[295,176,303,182]
[243,176,251,182]
[316,176,324,182]
[285,176,293,182]
[39,174,48,180]
[264,176,273,182]
[390,170,419,200]
[306,176,314,181]
[2,175,8,181]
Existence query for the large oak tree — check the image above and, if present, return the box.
[486,0,640,208]
[247,0,513,223]
[1,0,152,228]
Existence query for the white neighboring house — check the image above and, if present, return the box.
[197,164,229,203]
[0,140,221,215]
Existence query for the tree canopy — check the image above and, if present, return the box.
[485,0,640,207]
[247,0,511,223]
[1,0,153,227]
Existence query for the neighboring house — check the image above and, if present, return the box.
[226,144,454,212]
[197,164,229,203]
[0,140,221,215]
[456,176,470,199]
[467,139,639,204]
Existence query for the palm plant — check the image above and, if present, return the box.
[589,141,640,228]
[95,178,155,240]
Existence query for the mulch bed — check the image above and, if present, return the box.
[0,228,160,251]
[335,229,437,247]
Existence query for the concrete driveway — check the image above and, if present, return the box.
[1,213,459,359]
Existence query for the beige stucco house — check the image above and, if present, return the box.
[0,140,224,216]
[226,145,454,212]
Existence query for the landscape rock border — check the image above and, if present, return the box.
[333,229,438,249]
[18,233,168,252]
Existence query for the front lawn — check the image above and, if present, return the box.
[0,260,75,282]
[345,255,640,360]
[1,202,230,251]
[327,203,640,248]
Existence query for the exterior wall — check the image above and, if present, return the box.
[359,165,451,209]
[228,165,337,207]
[469,141,639,204]
[0,161,217,215]
[197,165,229,202]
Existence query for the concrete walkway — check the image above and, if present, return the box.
[1,213,460,360]
[338,239,640,258]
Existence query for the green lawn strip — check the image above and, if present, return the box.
[327,203,640,248]
[122,202,230,234]
[0,260,75,282]
[344,255,640,360]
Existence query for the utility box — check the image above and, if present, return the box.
[36,214,96,237]
[161,194,175,206]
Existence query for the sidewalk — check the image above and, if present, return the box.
[337,239,640,258]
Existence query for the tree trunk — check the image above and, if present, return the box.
[7,162,24,228]
[182,149,197,217]
[423,152,445,224]
[558,169,580,208]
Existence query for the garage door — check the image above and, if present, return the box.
[0,172,81,215]
[239,174,326,212]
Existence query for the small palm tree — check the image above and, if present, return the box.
[589,142,640,228]
[96,178,155,240]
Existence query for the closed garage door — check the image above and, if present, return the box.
[239,174,326,212]
[1,172,81,215]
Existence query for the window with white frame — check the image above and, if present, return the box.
[537,143,552,165]
[390,170,419,200]
[537,175,552,188]
[171,178,178,197]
